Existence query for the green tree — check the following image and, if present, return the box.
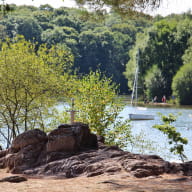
[17,17,43,42]
[124,30,150,90]
[39,4,54,11]
[70,71,132,148]
[153,113,188,162]
[182,36,192,65]
[32,10,54,30]
[126,18,190,99]
[172,62,192,105]
[0,36,73,147]
[78,27,132,93]
[53,15,77,29]
[145,65,166,101]
[75,0,161,15]
[38,43,74,73]
[0,15,43,41]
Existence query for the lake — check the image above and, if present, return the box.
[121,104,192,162]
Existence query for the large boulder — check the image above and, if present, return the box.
[2,129,47,173]
[46,122,98,153]
[10,129,47,153]
[46,124,77,153]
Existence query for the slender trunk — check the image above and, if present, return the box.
[24,91,28,131]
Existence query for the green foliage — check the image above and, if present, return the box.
[130,131,160,155]
[17,17,43,42]
[69,71,132,147]
[72,71,119,135]
[153,113,188,162]
[0,36,73,147]
[75,0,161,16]
[126,17,192,99]
[2,4,192,99]
[144,65,166,101]
[124,31,150,92]
[53,16,77,28]
[78,27,132,93]
[41,26,79,55]
[104,118,132,148]
[38,43,74,74]
[0,4,152,94]
[172,62,192,105]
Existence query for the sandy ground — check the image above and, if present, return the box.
[1,169,192,192]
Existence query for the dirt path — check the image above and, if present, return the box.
[0,169,192,192]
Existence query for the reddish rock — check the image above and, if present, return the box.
[46,122,98,153]
[11,129,47,153]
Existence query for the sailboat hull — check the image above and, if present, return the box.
[129,113,154,120]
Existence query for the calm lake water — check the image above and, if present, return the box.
[121,104,192,162]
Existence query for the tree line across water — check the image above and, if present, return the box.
[0,4,192,104]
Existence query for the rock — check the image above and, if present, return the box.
[122,159,165,178]
[46,122,98,153]
[180,161,192,176]
[165,177,191,182]
[0,149,7,158]
[0,176,27,183]
[10,129,47,153]
[132,168,154,178]
[5,141,46,173]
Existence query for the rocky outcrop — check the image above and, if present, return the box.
[0,122,192,178]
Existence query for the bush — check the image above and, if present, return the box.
[172,63,192,105]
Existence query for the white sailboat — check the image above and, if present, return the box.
[129,50,154,120]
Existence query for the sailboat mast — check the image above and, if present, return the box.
[135,50,139,106]
[131,49,139,106]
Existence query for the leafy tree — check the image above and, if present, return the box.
[172,33,192,105]
[33,11,53,23]
[69,71,132,148]
[0,24,6,39]
[53,7,69,17]
[153,113,188,162]
[72,71,118,135]
[126,18,190,99]
[17,17,43,42]
[0,15,43,41]
[182,36,192,65]
[75,0,161,15]
[39,4,54,11]
[32,10,54,30]
[41,26,79,51]
[172,62,192,105]
[145,65,166,101]
[53,16,77,29]
[38,43,74,73]
[143,20,180,97]
[41,27,66,46]
[0,36,73,147]
[78,27,131,93]
[124,31,150,94]
[0,0,15,17]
